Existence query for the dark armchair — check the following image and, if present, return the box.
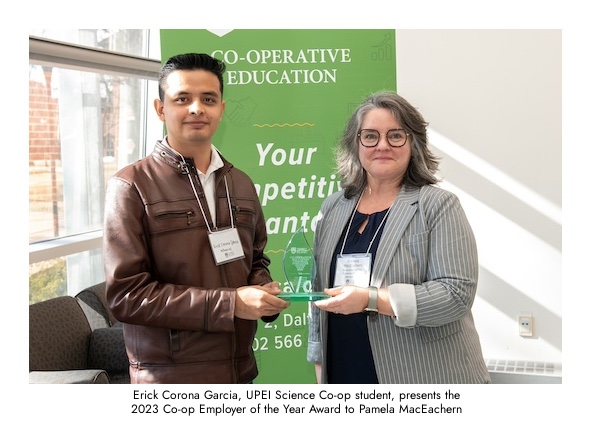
[29,282,129,384]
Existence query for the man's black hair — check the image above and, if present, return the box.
[158,53,226,100]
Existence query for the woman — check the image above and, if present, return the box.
[307,91,490,384]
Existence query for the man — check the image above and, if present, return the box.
[103,53,288,384]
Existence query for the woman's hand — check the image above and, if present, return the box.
[313,284,368,315]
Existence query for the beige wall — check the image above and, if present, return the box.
[396,29,562,366]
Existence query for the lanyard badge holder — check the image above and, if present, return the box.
[334,191,394,288]
[205,177,245,265]
[182,157,245,266]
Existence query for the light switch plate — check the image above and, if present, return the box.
[518,314,533,337]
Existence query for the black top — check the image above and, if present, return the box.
[327,208,388,384]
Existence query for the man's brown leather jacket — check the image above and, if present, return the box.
[103,140,273,383]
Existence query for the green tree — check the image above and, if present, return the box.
[29,259,67,304]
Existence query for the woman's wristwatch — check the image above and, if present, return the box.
[364,286,379,319]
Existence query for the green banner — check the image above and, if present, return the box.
[160,29,396,383]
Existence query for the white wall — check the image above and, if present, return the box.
[396,30,562,366]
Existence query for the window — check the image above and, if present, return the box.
[29,30,162,302]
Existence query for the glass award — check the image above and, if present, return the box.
[278,227,329,301]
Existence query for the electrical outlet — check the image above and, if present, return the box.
[518,314,533,337]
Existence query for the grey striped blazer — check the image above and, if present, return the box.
[307,184,491,384]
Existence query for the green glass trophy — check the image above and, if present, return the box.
[278,227,329,301]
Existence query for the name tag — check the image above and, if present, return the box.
[334,253,371,287]
[208,228,245,265]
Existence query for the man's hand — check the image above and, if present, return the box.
[235,282,289,320]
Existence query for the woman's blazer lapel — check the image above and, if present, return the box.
[370,185,420,288]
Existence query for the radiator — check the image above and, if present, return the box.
[486,359,562,384]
